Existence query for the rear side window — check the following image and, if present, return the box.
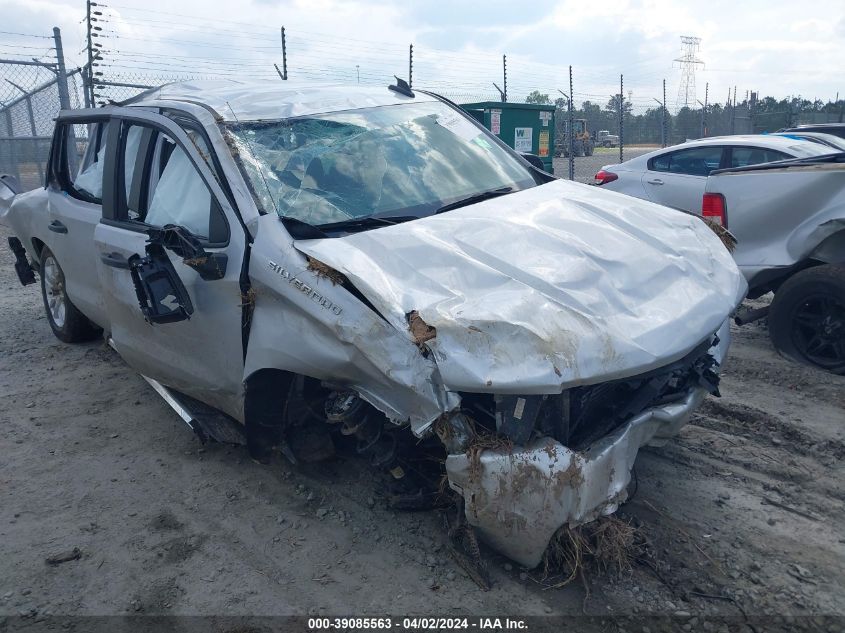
[650,146,723,176]
[54,122,108,204]
[119,121,227,243]
[730,147,789,168]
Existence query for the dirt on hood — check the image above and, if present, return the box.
[295,179,747,398]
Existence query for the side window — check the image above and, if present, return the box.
[730,147,789,168]
[119,122,227,243]
[650,146,723,176]
[121,125,145,219]
[57,121,108,204]
[651,154,671,172]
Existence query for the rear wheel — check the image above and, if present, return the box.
[39,247,101,343]
[768,264,845,374]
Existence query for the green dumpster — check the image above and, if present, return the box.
[461,101,555,174]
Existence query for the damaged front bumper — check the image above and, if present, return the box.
[444,321,731,569]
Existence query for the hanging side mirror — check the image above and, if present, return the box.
[129,244,194,324]
[0,174,21,215]
[147,224,228,281]
[520,153,547,172]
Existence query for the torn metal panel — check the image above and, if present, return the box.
[296,179,747,410]
[244,214,459,431]
[445,384,711,569]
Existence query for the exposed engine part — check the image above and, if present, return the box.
[435,412,476,454]
[734,305,770,326]
[495,394,546,445]
[325,390,368,424]
[556,336,721,450]
[457,335,722,450]
[324,391,403,475]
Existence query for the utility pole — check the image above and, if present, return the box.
[502,55,508,103]
[653,97,665,147]
[697,99,705,138]
[674,36,704,111]
[356,65,360,84]
[663,78,667,146]
[731,85,737,134]
[85,0,95,106]
[703,82,708,136]
[558,87,573,180]
[53,27,71,112]
[55,26,76,172]
[750,90,757,133]
[568,66,574,179]
[408,44,413,88]
[619,74,624,163]
[280,27,288,80]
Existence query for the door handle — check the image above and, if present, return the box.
[646,178,664,185]
[48,220,68,234]
[100,252,130,269]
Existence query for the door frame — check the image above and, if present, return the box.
[92,105,253,419]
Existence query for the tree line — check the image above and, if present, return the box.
[523,90,845,146]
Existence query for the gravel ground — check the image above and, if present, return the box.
[1,221,843,630]
[553,146,653,183]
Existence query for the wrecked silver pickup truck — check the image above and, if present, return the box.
[0,79,746,567]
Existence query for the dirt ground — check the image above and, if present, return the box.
[1,222,843,631]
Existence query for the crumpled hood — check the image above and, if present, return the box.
[295,179,746,392]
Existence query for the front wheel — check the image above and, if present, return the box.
[39,247,101,343]
[768,264,845,374]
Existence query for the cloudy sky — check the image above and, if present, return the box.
[1,0,843,110]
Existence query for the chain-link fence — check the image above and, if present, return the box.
[82,5,844,177]
[4,9,842,186]
[1,29,86,191]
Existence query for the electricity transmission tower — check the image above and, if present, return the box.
[674,36,704,111]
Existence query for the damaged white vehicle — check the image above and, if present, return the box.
[0,79,746,568]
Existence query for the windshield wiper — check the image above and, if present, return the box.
[434,187,514,214]
[317,215,418,232]
[282,215,418,238]
[280,216,328,239]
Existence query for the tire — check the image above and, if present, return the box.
[39,246,101,343]
[768,264,845,374]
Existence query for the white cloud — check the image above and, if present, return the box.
[0,0,842,106]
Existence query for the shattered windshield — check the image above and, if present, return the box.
[226,101,537,227]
